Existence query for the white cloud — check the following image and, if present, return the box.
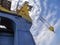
[54,19,60,31]
[30,0,59,45]
[28,0,41,20]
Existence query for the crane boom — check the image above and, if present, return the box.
[38,15,54,32]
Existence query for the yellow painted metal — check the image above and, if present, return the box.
[17,2,32,22]
[49,26,54,32]
[0,6,12,13]
[0,4,32,22]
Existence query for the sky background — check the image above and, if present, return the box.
[11,0,60,45]
[29,0,60,45]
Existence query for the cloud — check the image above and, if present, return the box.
[30,0,59,45]
[54,19,60,30]
[28,0,41,20]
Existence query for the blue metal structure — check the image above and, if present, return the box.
[0,11,35,45]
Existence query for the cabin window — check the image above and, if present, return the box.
[0,17,14,45]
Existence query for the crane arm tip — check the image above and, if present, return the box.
[49,26,54,32]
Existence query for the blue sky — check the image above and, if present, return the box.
[43,0,60,44]
[30,0,60,45]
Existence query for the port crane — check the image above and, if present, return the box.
[0,1,54,32]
